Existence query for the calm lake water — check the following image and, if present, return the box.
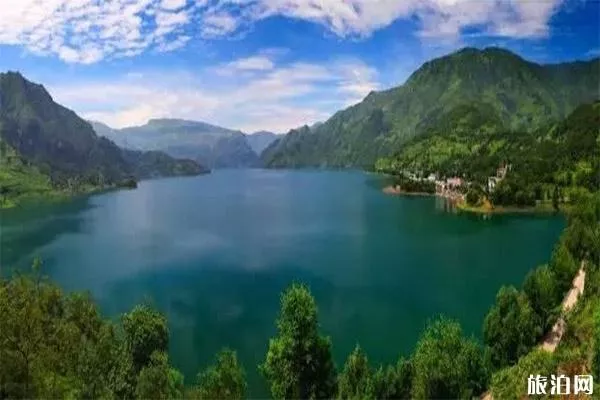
[0,170,564,395]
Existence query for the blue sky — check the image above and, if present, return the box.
[0,0,598,133]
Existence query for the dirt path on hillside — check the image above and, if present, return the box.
[481,261,586,400]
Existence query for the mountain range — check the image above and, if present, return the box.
[1,47,598,208]
[91,120,278,169]
[262,47,599,168]
[0,72,207,206]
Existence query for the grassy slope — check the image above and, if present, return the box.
[0,136,63,208]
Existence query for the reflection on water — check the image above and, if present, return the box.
[435,195,456,213]
[0,197,93,270]
[0,170,565,396]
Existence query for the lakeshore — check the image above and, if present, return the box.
[383,184,559,215]
[382,184,435,197]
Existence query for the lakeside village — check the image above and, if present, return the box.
[384,163,511,209]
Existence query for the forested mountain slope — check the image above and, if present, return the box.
[0,72,207,206]
[378,101,599,207]
[262,47,599,168]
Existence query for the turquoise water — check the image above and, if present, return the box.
[0,170,564,394]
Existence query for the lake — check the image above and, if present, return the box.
[0,169,564,395]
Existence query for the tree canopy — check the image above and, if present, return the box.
[260,283,337,400]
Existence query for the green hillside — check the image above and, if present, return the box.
[0,137,61,208]
[262,47,599,168]
[0,72,208,207]
[377,101,600,207]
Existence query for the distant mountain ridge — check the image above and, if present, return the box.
[246,131,278,154]
[262,47,600,168]
[0,71,207,206]
[92,119,277,168]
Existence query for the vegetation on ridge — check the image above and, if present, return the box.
[262,47,599,168]
[0,72,208,208]
[377,100,599,209]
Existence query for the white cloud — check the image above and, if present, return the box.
[229,56,275,71]
[228,0,566,39]
[157,35,191,52]
[0,0,192,63]
[0,0,568,64]
[201,11,241,38]
[49,55,379,132]
[160,0,187,11]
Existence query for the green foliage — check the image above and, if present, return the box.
[195,349,246,400]
[374,98,599,208]
[490,349,556,399]
[548,242,579,295]
[336,346,413,400]
[563,190,600,261]
[260,283,337,400]
[466,187,483,206]
[557,297,598,362]
[411,317,487,400]
[337,345,372,400]
[369,359,412,400]
[523,265,561,331]
[117,177,138,189]
[263,47,599,168]
[0,268,133,398]
[168,367,185,399]
[483,286,542,370]
[394,176,436,194]
[122,304,169,372]
[135,351,172,400]
[0,137,63,208]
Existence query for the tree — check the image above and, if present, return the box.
[337,345,372,399]
[523,265,561,331]
[122,305,169,372]
[483,286,542,370]
[0,265,138,399]
[563,190,600,261]
[260,284,337,400]
[490,349,556,399]
[549,242,579,295]
[134,351,183,400]
[369,358,412,400]
[466,188,482,206]
[195,349,246,400]
[411,317,487,399]
[168,368,185,400]
[552,185,560,210]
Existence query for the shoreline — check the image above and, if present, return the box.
[456,200,558,215]
[382,185,559,215]
[0,184,132,210]
[382,185,435,197]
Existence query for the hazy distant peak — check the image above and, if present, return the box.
[89,120,114,130]
[146,118,206,127]
[245,131,278,155]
